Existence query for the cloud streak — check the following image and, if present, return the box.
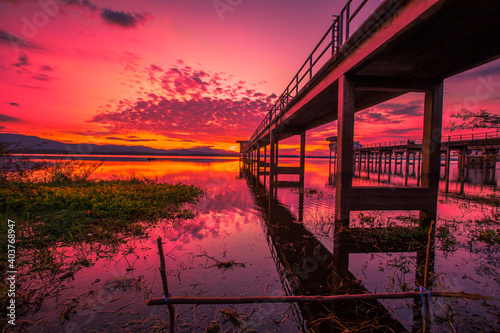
[32,73,53,81]
[105,136,158,142]
[100,9,149,28]
[0,113,22,122]
[12,52,30,68]
[356,99,423,124]
[0,29,44,51]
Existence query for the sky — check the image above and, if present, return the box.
[1,0,499,156]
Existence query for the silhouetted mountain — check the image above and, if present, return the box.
[0,133,237,156]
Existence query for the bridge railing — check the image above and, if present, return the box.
[247,19,340,146]
[245,0,378,150]
[359,131,500,149]
[362,139,423,149]
[444,130,500,142]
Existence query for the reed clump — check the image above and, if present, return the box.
[0,156,202,250]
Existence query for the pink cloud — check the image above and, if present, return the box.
[91,63,276,141]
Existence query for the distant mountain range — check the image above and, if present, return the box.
[0,133,238,156]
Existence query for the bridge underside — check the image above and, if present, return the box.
[241,0,500,226]
[254,0,500,144]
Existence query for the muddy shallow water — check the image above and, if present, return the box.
[11,157,500,332]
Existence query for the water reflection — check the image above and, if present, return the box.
[328,154,499,196]
[11,156,498,332]
[240,162,434,332]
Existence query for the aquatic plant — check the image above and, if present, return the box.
[0,177,202,249]
[0,158,203,331]
[468,215,500,247]
[436,224,458,252]
[197,253,246,270]
[444,191,500,206]
[220,308,241,327]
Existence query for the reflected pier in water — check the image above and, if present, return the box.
[239,163,433,332]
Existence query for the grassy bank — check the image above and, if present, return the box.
[1,177,202,248]
[0,158,203,327]
[0,159,202,273]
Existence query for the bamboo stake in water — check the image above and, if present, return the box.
[423,220,435,333]
[157,237,175,333]
[146,290,489,306]
[424,220,435,288]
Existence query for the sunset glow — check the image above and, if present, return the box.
[1,0,500,155]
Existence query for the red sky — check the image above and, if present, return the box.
[1,0,499,155]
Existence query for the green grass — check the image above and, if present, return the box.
[0,158,203,325]
[0,176,202,249]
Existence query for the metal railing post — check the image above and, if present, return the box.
[339,10,344,45]
[346,2,351,39]
[309,57,313,79]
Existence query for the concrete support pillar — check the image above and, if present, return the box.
[417,150,422,186]
[270,131,276,184]
[412,153,416,175]
[357,153,362,177]
[256,144,261,177]
[334,76,443,229]
[329,148,332,176]
[444,148,451,193]
[263,145,268,183]
[459,149,466,195]
[388,150,393,182]
[251,149,255,174]
[300,132,306,186]
[378,151,383,182]
[298,191,304,222]
[335,75,355,226]
[249,150,252,172]
[419,81,444,226]
[367,152,371,178]
[275,138,279,180]
[482,151,488,185]
[405,149,410,186]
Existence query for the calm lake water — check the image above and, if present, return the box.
[13,156,500,332]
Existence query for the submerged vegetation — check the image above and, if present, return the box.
[444,191,500,206]
[0,151,203,329]
[1,176,201,248]
[0,159,202,249]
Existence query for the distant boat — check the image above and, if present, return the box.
[147,157,157,161]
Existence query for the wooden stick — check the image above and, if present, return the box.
[424,220,435,288]
[423,220,435,333]
[157,237,175,333]
[146,290,490,306]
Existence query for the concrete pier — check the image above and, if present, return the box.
[239,0,500,228]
